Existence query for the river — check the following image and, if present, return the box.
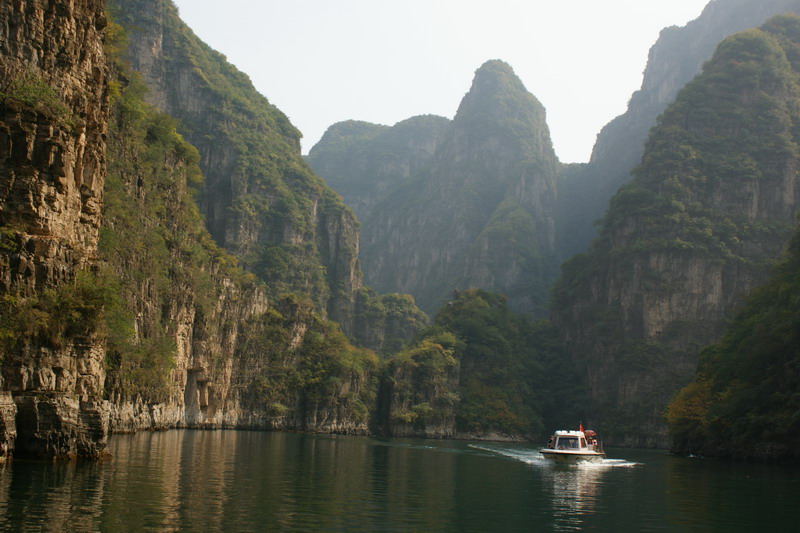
[0,430,796,531]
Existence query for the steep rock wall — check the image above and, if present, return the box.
[99,72,377,438]
[114,0,363,326]
[0,0,110,459]
[553,18,800,447]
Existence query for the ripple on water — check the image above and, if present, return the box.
[468,443,642,468]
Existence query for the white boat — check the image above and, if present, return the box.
[540,428,605,464]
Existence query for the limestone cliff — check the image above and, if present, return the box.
[112,0,362,327]
[668,219,800,461]
[378,336,460,439]
[552,16,800,446]
[0,0,110,459]
[315,60,560,315]
[99,20,383,438]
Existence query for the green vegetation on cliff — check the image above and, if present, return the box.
[438,290,544,435]
[99,13,391,424]
[0,270,113,357]
[238,296,379,427]
[552,15,800,446]
[609,21,800,261]
[556,0,800,262]
[101,18,253,402]
[667,221,800,461]
[350,288,429,356]
[0,70,74,127]
[111,0,360,319]
[436,290,578,436]
[382,331,460,434]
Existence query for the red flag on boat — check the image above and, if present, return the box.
[579,422,584,432]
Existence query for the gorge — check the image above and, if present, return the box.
[2,0,800,462]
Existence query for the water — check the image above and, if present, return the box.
[0,430,797,531]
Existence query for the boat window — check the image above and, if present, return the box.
[580,438,587,448]
[556,437,579,449]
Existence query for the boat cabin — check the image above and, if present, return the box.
[541,428,605,463]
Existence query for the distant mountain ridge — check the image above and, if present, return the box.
[310,60,560,315]
[307,116,450,222]
[311,1,800,318]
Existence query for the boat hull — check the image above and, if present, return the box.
[540,449,605,464]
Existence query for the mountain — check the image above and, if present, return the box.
[552,15,800,447]
[311,60,561,315]
[111,0,430,351]
[559,0,800,259]
[0,0,552,459]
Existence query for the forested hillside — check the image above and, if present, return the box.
[558,0,800,259]
[378,289,580,440]
[553,15,800,446]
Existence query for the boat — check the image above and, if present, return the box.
[540,427,605,464]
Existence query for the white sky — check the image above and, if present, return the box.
[171,0,710,163]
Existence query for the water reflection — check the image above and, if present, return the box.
[0,457,106,531]
[544,463,606,530]
[469,443,647,531]
[0,432,798,531]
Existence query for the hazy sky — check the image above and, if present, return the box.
[171,0,710,163]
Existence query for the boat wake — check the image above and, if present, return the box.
[468,444,641,468]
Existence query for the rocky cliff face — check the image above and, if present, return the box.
[559,0,800,259]
[0,0,110,459]
[315,61,560,315]
[668,218,800,461]
[552,16,800,446]
[98,10,386,439]
[113,0,363,327]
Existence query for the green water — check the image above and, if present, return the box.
[0,430,797,531]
